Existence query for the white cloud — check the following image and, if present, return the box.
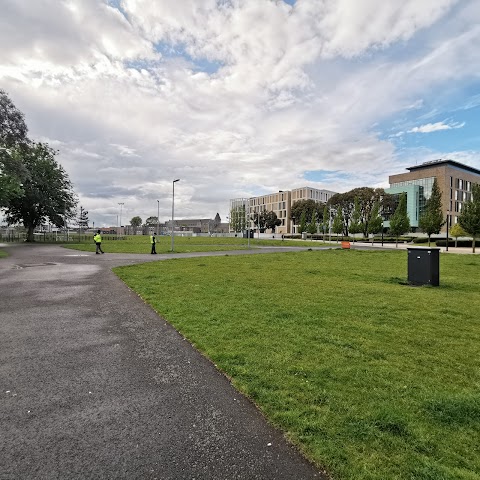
[408,121,466,133]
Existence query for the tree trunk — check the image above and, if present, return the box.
[26,225,35,242]
[428,235,431,247]
[473,236,476,254]
[395,237,398,248]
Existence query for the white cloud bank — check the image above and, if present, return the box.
[1,0,479,226]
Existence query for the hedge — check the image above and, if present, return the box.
[436,239,480,247]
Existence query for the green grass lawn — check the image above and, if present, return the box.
[0,249,7,258]
[113,250,480,480]
[63,234,334,254]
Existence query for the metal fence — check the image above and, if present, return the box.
[0,232,126,243]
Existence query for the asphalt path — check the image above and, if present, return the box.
[0,244,328,480]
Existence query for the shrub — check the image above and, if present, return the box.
[436,239,480,247]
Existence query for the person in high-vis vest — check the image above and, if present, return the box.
[150,232,157,254]
[93,230,104,254]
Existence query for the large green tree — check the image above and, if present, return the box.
[332,206,344,241]
[145,216,159,226]
[263,211,281,232]
[1,89,29,147]
[298,211,307,234]
[389,193,410,247]
[130,216,142,228]
[367,201,383,245]
[348,197,363,240]
[252,211,266,232]
[419,177,445,246]
[0,147,26,207]
[458,183,480,253]
[1,90,29,207]
[328,187,386,237]
[307,210,317,234]
[322,205,329,241]
[3,142,77,241]
[290,199,324,227]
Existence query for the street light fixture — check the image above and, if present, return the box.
[171,179,180,251]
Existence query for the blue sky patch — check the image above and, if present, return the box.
[154,42,223,74]
[304,170,352,183]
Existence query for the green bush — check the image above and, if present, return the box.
[436,239,480,247]
[412,237,429,243]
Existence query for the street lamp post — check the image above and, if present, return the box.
[157,200,160,236]
[446,214,449,252]
[118,202,124,236]
[171,179,180,251]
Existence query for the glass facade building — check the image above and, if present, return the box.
[388,160,480,232]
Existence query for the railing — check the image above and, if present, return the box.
[0,232,126,243]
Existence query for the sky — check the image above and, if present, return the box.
[1,0,480,227]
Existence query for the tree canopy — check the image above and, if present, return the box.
[328,187,389,237]
[332,206,344,240]
[348,197,363,238]
[367,201,383,244]
[3,143,77,241]
[290,199,324,226]
[144,216,159,226]
[263,211,281,232]
[389,193,410,246]
[450,223,467,248]
[419,177,444,245]
[1,90,29,206]
[0,147,26,207]
[458,183,480,253]
[0,89,28,147]
[130,216,142,228]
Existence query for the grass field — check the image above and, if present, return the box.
[64,234,334,254]
[0,249,7,258]
[114,249,480,480]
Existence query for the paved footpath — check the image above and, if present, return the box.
[0,244,327,480]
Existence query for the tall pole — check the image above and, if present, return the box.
[171,179,180,251]
[118,202,124,236]
[79,206,83,237]
[157,200,160,235]
[446,214,449,252]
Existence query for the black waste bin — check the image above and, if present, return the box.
[243,229,253,239]
[407,247,440,286]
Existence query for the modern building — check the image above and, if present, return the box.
[231,187,337,235]
[387,159,480,232]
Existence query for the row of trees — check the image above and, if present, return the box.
[229,181,480,252]
[1,89,77,241]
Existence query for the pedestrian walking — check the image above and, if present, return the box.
[150,232,157,254]
[93,230,105,254]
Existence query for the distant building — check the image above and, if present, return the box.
[168,217,227,234]
[230,187,337,235]
[387,159,480,232]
